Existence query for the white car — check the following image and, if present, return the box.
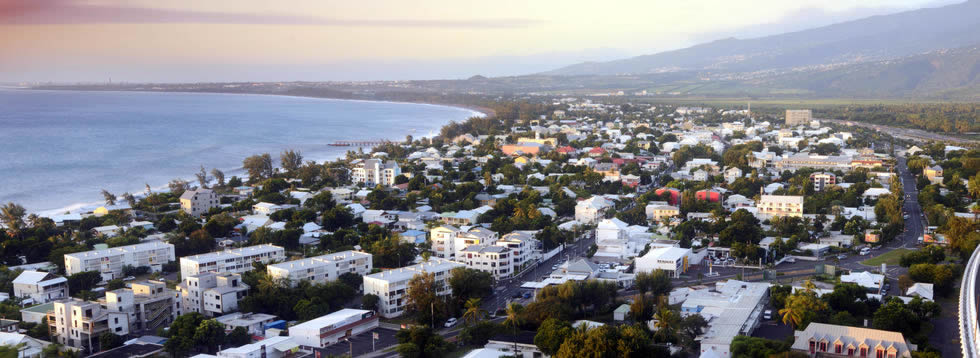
[444,317,458,328]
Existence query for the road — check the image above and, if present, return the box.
[821,118,975,145]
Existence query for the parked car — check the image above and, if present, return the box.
[859,247,871,256]
[444,317,458,328]
[764,310,772,320]
[523,292,532,299]
[837,254,847,260]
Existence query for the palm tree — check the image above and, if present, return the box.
[503,303,525,353]
[652,306,678,341]
[462,298,485,326]
[0,202,25,236]
[256,274,286,294]
[779,306,802,329]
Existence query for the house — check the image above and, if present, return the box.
[484,332,547,358]
[352,159,402,187]
[252,202,284,215]
[724,167,743,184]
[905,283,933,301]
[363,210,397,225]
[790,323,913,357]
[840,271,884,291]
[176,272,249,317]
[13,270,68,304]
[399,230,427,245]
[0,332,50,358]
[501,142,550,157]
[575,196,613,224]
[924,165,943,185]
[180,189,219,217]
[692,169,708,181]
[646,204,679,222]
[289,309,378,349]
[363,259,464,318]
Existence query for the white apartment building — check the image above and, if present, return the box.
[13,271,68,304]
[289,309,378,349]
[458,244,512,279]
[363,259,464,318]
[785,109,812,126]
[179,244,285,279]
[176,272,249,317]
[429,225,498,260]
[495,232,538,272]
[351,159,401,187]
[575,196,613,224]
[757,195,804,219]
[267,251,373,286]
[180,188,219,217]
[64,241,176,282]
[50,281,178,353]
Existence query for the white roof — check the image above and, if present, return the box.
[364,259,464,283]
[906,282,933,301]
[840,271,884,289]
[289,308,371,331]
[182,244,283,263]
[13,270,65,286]
[462,348,509,358]
[641,246,691,262]
[65,241,173,259]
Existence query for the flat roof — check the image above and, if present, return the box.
[289,309,372,331]
[64,241,172,259]
[364,259,464,284]
[182,244,283,263]
[267,250,371,271]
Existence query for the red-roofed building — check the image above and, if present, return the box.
[654,188,682,206]
[588,147,607,157]
[695,190,722,202]
[557,146,577,154]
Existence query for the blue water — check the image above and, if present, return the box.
[0,89,478,213]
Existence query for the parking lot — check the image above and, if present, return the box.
[313,328,399,357]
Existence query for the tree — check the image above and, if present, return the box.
[67,271,102,296]
[395,327,450,358]
[629,294,654,322]
[362,294,380,312]
[226,326,251,346]
[120,192,136,208]
[678,314,709,352]
[405,273,447,327]
[730,336,800,358]
[100,189,116,206]
[168,178,189,197]
[243,153,274,182]
[462,298,486,326]
[98,332,124,351]
[195,166,209,188]
[211,168,226,187]
[503,303,526,354]
[448,267,493,309]
[164,312,205,357]
[534,318,573,356]
[280,150,303,173]
[0,203,25,236]
[634,269,672,296]
[193,319,226,354]
[321,206,355,231]
[204,213,237,238]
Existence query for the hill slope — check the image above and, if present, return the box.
[546,0,980,76]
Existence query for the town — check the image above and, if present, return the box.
[0,99,975,358]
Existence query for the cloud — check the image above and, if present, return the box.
[0,0,541,28]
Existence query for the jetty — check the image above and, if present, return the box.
[328,140,393,147]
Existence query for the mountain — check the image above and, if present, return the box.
[546,0,980,76]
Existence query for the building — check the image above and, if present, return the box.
[176,272,249,317]
[49,281,178,353]
[502,142,551,157]
[757,195,804,219]
[429,225,498,260]
[64,241,176,282]
[924,165,944,185]
[289,309,378,349]
[458,245,512,279]
[352,159,401,187]
[215,312,278,336]
[363,259,464,318]
[13,271,68,304]
[0,332,50,358]
[724,167,743,184]
[785,109,812,126]
[841,271,884,292]
[810,172,837,192]
[179,244,285,279]
[575,196,613,224]
[484,332,546,358]
[634,247,692,278]
[687,280,770,358]
[267,251,373,286]
[495,232,539,272]
[194,335,301,358]
[790,323,914,357]
[180,189,219,217]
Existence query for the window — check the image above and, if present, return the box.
[836,344,842,354]
[809,341,815,353]
[876,349,884,358]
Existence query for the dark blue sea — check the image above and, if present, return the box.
[0,89,478,214]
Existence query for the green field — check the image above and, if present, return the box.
[859,248,912,266]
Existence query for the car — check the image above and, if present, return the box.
[859,247,871,256]
[837,254,847,260]
[763,310,772,320]
[444,318,458,328]
[523,292,532,299]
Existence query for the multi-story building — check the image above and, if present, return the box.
[495,232,538,272]
[176,272,249,317]
[785,109,812,127]
[13,271,68,304]
[429,225,498,260]
[646,204,680,222]
[790,323,913,357]
[363,259,464,318]
[458,244,512,279]
[64,241,176,282]
[289,309,378,350]
[266,251,373,286]
[351,159,401,187]
[179,244,285,279]
[49,281,178,353]
[773,154,852,172]
[757,195,804,219]
[810,172,837,192]
[179,188,219,217]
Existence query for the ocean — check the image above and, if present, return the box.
[0,89,479,214]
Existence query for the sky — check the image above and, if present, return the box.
[0,0,963,82]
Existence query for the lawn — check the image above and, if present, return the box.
[859,248,912,266]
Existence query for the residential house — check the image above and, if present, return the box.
[790,323,913,357]
[13,271,68,304]
[180,189,219,217]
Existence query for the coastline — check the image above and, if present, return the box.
[8,88,484,216]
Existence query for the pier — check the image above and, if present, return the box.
[328,140,393,147]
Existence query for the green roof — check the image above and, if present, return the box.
[20,302,55,314]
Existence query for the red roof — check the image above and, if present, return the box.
[589,147,606,154]
[557,146,576,153]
